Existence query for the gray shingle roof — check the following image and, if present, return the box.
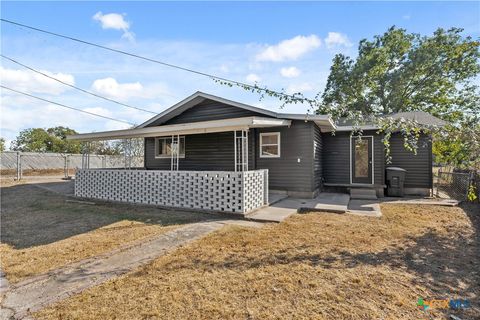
[336,111,447,129]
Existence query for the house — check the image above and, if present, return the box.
[68,92,444,214]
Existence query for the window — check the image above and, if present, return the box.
[155,136,185,158]
[259,132,280,158]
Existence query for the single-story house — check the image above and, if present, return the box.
[68,91,444,214]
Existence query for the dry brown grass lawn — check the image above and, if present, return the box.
[0,221,176,282]
[0,183,227,283]
[35,203,480,320]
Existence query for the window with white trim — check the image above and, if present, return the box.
[259,132,280,158]
[155,136,185,158]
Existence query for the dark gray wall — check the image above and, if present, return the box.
[145,131,255,171]
[322,131,384,185]
[255,121,316,193]
[145,120,319,194]
[146,99,263,127]
[388,133,432,188]
[322,132,350,185]
[313,124,323,190]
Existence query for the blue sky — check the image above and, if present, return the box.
[1,1,479,146]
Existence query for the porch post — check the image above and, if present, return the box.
[244,130,249,171]
[124,139,127,169]
[176,134,179,170]
[81,142,91,169]
[170,135,180,171]
[234,130,237,172]
[87,142,90,169]
[170,135,173,171]
[124,139,132,170]
[234,130,249,172]
[241,131,245,172]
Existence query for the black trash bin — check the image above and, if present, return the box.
[386,167,407,197]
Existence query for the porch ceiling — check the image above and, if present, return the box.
[66,116,292,141]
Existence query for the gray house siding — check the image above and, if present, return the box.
[322,132,350,184]
[322,131,384,186]
[141,97,432,196]
[373,133,385,186]
[145,121,318,196]
[146,99,263,127]
[388,133,432,188]
[313,125,323,190]
[255,121,316,195]
[145,131,255,171]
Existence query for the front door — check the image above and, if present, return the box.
[351,137,373,184]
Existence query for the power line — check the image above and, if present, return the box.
[1,54,157,115]
[1,85,135,125]
[0,18,305,102]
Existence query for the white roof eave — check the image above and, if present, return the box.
[67,117,292,141]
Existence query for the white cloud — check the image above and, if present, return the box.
[256,35,321,62]
[91,77,143,100]
[286,82,314,95]
[0,67,75,95]
[219,64,229,73]
[280,66,301,78]
[402,14,411,20]
[246,73,261,83]
[83,107,113,118]
[93,12,135,41]
[324,32,353,49]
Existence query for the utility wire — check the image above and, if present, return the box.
[1,85,135,125]
[0,18,301,101]
[1,54,157,115]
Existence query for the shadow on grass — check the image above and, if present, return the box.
[162,202,479,315]
[1,181,232,249]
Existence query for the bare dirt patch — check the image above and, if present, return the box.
[35,203,479,319]
[0,183,227,283]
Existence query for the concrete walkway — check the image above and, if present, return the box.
[381,197,460,206]
[347,200,382,217]
[247,193,350,222]
[0,219,262,319]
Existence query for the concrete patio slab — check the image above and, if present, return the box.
[247,193,351,223]
[268,192,288,205]
[246,198,302,222]
[347,199,382,217]
[301,193,350,213]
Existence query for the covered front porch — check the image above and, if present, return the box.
[68,116,290,214]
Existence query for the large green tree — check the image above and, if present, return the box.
[10,126,126,155]
[319,26,479,123]
[11,126,83,153]
[0,138,5,152]
[219,26,479,167]
[319,27,479,165]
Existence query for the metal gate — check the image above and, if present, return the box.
[435,170,472,201]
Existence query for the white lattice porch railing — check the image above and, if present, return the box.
[74,169,268,214]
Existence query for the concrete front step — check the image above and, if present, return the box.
[350,188,377,200]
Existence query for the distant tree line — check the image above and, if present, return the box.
[2,126,143,156]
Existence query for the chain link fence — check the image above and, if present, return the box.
[0,151,144,181]
[434,168,478,202]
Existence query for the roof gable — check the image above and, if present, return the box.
[138,92,277,128]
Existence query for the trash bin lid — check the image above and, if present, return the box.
[386,167,407,172]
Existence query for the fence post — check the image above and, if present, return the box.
[63,154,70,179]
[16,151,22,181]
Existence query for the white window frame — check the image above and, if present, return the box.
[155,136,185,159]
[259,132,281,158]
